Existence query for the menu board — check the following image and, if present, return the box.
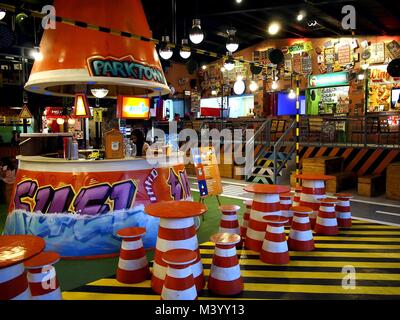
[191,147,223,198]
[308,86,350,115]
[338,44,351,65]
[302,55,313,75]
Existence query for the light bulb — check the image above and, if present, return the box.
[31,47,43,61]
[202,65,207,70]
[224,53,235,71]
[0,10,6,21]
[357,73,365,81]
[233,79,245,95]
[211,90,217,96]
[90,88,109,98]
[271,81,278,90]
[226,42,239,53]
[56,118,65,125]
[361,62,370,70]
[159,35,173,60]
[236,0,242,3]
[268,22,281,35]
[249,80,259,92]
[297,10,306,22]
[288,89,296,99]
[68,118,76,125]
[226,27,239,53]
[179,38,191,59]
[189,19,204,45]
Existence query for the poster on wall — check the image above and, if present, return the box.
[302,54,313,75]
[292,53,302,74]
[308,86,350,115]
[324,47,336,65]
[338,44,351,65]
[369,43,386,64]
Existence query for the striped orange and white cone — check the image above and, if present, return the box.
[300,180,327,229]
[293,187,302,207]
[0,263,30,300]
[219,204,241,235]
[24,252,62,300]
[161,249,197,300]
[243,185,290,252]
[315,198,339,235]
[280,193,294,226]
[240,200,252,240]
[334,193,354,228]
[288,206,315,251]
[260,216,290,265]
[208,233,243,296]
[116,227,150,284]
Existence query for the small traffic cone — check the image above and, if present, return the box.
[260,216,290,265]
[280,193,294,226]
[161,249,197,300]
[300,181,326,230]
[334,193,354,228]
[293,187,302,207]
[219,204,241,235]
[0,263,30,300]
[240,200,252,240]
[288,206,315,251]
[315,198,339,235]
[24,252,62,300]
[208,233,243,296]
[116,227,150,284]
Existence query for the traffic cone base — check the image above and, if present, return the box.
[287,237,315,251]
[288,206,315,252]
[0,263,30,300]
[315,199,339,235]
[335,193,353,228]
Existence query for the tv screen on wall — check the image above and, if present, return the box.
[277,93,306,115]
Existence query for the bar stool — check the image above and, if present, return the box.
[243,184,290,252]
[161,249,197,300]
[24,252,62,300]
[240,200,252,240]
[315,198,339,235]
[144,201,207,294]
[208,233,243,296]
[288,206,315,251]
[260,215,290,265]
[218,204,241,235]
[280,192,294,226]
[334,193,354,228]
[116,227,150,284]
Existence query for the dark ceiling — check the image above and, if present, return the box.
[0,0,400,63]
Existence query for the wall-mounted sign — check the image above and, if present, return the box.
[324,47,336,65]
[288,41,313,55]
[19,105,32,119]
[338,44,351,65]
[302,55,313,74]
[116,96,151,119]
[369,66,400,83]
[292,54,302,74]
[309,72,349,88]
[87,55,167,85]
[386,40,400,59]
[369,43,385,64]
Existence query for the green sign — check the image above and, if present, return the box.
[288,41,313,55]
[308,72,349,88]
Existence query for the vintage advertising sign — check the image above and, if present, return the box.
[324,47,336,65]
[337,44,351,65]
[288,41,313,55]
[5,165,192,258]
[116,96,151,119]
[308,72,349,88]
[191,147,223,198]
[369,43,386,64]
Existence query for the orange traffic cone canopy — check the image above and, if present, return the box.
[25,0,170,98]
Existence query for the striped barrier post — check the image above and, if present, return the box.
[0,263,31,300]
[280,192,294,226]
[145,201,206,294]
[243,185,291,252]
[261,216,290,265]
[161,249,197,300]
[116,227,150,284]
[240,200,252,240]
[219,204,241,235]
[288,206,315,251]
[24,252,62,300]
[334,193,354,228]
[208,233,243,296]
[293,187,302,207]
[315,198,339,235]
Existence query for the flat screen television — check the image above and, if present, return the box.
[277,93,306,115]
[117,96,151,119]
[391,88,400,110]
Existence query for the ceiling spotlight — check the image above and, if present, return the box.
[224,52,235,71]
[288,89,296,99]
[0,9,6,21]
[90,88,109,99]
[226,27,239,53]
[159,35,173,60]
[271,81,279,90]
[189,19,204,45]
[179,38,191,59]
[249,80,259,92]
[236,0,243,3]
[268,22,281,35]
[202,65,207,70]
[30,47,43,61]
[297,10,306,22]
[234,78,245,95]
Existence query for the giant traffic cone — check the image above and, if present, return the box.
[335,193,354,228]
[240,200,252,240]
[161,249,197,300]
[315,198,339,235]
[144,201,206,294]
[243,185,290,252]
[288,206,315,251]
[208,233,243,296]
[116,227,150,284]
[25,0,170,98]
[280,193,294,226]
[260,216,290,265]
[24,252,62,300]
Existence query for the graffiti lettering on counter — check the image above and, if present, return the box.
[14,180,138,215]
[145,169,159,203]
[167,169,192,201]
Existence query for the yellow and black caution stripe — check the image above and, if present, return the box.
[62,220,400,300]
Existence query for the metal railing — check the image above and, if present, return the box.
[273,120,296,184]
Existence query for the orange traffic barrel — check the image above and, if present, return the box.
[288,206,315,252]
[335,193,354,228]
[116,227,150,284]
[315,198,339,235]
[280,192,294,226]
[240,200,252,240]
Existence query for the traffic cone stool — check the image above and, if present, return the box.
[243,184,290,252]
[115,227,150,284]
[161,249,198,300]
[219,204,241,235]
[240,200,252,240]
[315,198,339,235]
[208,233,243,296]
[335,193,354,228]
[280,193,294,226]
[288,206,315,251]
[0,235,45,300]
[260,216,290,265]
[297,174,335,230]
[24,252,62,300]
[144,201,207,294]
[293,187,302,207]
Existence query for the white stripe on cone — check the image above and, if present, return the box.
[219,227,241,234]
[161,286,197,300]
[153,259,203,280]
[160,217,195,229]
[262,240,288,253]
[11,288,31,300]
[121,239,144,251]
[253,193,280,203]
[320,206,336,212]
[303,180,325,188]
[292,216,310,224]
[221,215,239,221]
[267,225,285,234]
[246,228,266,241]
[214,247,237,257]
[27,267,56,283]
[156,235,198,252]
[316,217,338,227]
[209,265,241,281]
[249,210,282,222]
[118,256,148,271]
[0,263,24,283]
[289,229,313,241]
[337,200,350,206]
[338,212,351,219]
[300,193,325,203]
[166,266,194,279]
